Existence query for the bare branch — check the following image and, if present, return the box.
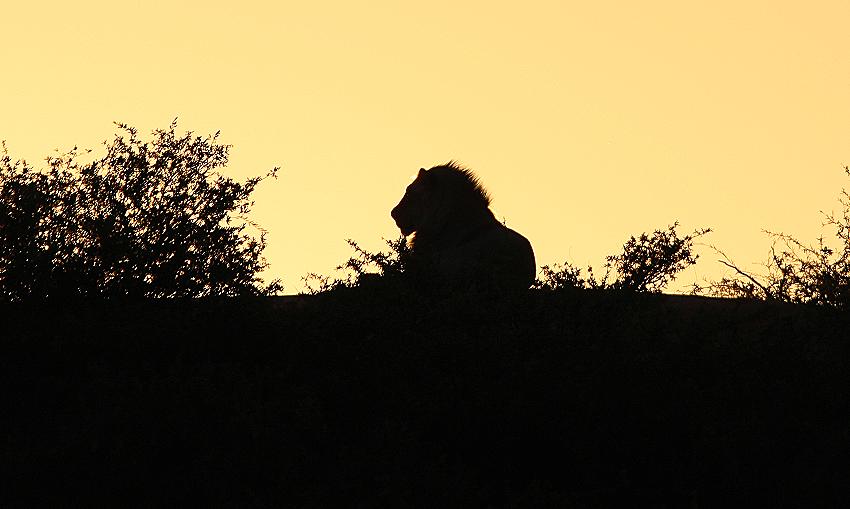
[716,259,774,300]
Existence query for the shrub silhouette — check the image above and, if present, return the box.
[305,223,709,295]
[302,237,411,294]
[0,122,282,300]
[534,222,710,292]
[696,166,850,308]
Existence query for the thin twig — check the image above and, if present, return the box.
[717,259,774,300]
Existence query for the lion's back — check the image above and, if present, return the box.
[431,223,536,292]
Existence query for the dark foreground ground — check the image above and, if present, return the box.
[2,287,849,507]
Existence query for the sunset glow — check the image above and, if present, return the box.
[2,0,848,292]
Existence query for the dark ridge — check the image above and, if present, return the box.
[3,289,849,506]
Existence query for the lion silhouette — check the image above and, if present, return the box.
[391,161,536,292]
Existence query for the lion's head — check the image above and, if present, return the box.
[391,168,431,236]
[391,163,490,237]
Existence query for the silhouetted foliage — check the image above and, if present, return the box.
[306,223,709,295]
[534,222,710,293]
[695,166,850,308]
[0,122,281,300]
[302,236,410,294]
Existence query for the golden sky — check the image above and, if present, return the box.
[2,0,849,293]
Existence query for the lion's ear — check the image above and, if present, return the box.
[418,168,426,177]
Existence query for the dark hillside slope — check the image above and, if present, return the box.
[3,289,849,507]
